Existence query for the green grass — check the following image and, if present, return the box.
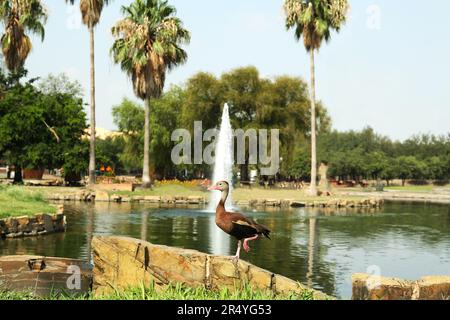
[0,282,316,300]
[384,185,442,192]
[0,185,56,218]
[113,184,207,197]
[111,184,364,202]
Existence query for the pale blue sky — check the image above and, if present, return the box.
[23,0,450,141]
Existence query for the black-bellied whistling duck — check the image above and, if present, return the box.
[208,181,271,260]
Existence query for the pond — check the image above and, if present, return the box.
[1,201,449,299]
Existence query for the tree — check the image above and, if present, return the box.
[221,66,262,182]
[66,0,112,185]
[0,0,47,72]
[37,73,83,98]
[111,0,190,188]
[284,0,349,195]
[0,78,87,184]
[394,156,421,186]
[112,98,144,172]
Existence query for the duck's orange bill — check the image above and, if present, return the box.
[208,185,221,191]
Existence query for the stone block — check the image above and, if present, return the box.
[352,273,413,300]
[95,190,110,202]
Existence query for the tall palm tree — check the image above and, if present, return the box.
[284,0,348,195]
[66,0,111,185]
[111,0,190,188]
[0,0,47,183]
[0,0,47,72]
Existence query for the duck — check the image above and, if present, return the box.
[208,181,271,260]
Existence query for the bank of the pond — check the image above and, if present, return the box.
[26,185,382,208]
[0,208,66,239]
[0,186,57,218]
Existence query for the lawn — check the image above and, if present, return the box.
[384,185,449,192]
[114,184,207,197]
[0,283,317,300]
[111,183,365,202]
[0,185,56,218]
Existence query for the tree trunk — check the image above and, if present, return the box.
[88,24,96,185]
[142,98,151,188]
[13,164,22,184]
[309,49,318,196]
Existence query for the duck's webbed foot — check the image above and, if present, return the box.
[243,235,259,253]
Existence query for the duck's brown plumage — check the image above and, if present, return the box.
[215,199,271,241]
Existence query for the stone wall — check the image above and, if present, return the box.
[0,255,92,296]
[91,236,332,299]
[46,191,383,208]
[352,273,450,300]
[0,205,66,239]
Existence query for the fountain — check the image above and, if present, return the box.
[208,103,233,255]
[209,103,234,209]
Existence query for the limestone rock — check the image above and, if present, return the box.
[352,273,413,300]
[144,196,161,203]
[413,276,450,300]
[91,236,330,299]
[0,255,92,297]
[95,191,110,202]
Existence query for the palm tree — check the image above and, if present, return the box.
[284,0,348,195]
[0,0,47,72]
[111,0,190,188]
[0,0,47,183]
[66,0,111,185]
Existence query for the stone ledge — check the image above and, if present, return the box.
[92,236,332,299]
[0,255,92,296]
[352,273,450,300]
[0,205,66,239]
[46,191,383,208]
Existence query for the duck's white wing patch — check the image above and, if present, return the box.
[232,220,253,227]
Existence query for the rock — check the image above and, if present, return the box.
[144,196,161,203]
[0,211,66,238]
[280,199,292,207]
[111,194,122,203]
[0,255,92,297]
[412,276,450,300]
[132,196,145,202]
[91,236,331,299]
[187,196,204,204]
[121,196,131,202]
[95,191,110,202]
[42,214,54,232]
[256,199,266,206]
[352,273,413,300]
[265,199,280,206]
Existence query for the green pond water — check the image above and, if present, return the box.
[0,202,449,299]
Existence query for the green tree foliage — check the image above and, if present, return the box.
[112,98,144,172]
[0,72,87,183]
[318,127,449,183]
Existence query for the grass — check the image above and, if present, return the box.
[0,282,316,301]
[384,185,447,192]
[114,184,207,197]
[110,184,365,202]
[231,187,364,202]
[0,185,57,218]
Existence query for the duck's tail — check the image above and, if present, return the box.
[259,225,271,240]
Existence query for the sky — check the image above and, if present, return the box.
[22,0,450,141]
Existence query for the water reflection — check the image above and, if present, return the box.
[0,202,449,299]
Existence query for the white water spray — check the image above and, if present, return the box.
[209,103,234,209]
[208,103,233,255]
